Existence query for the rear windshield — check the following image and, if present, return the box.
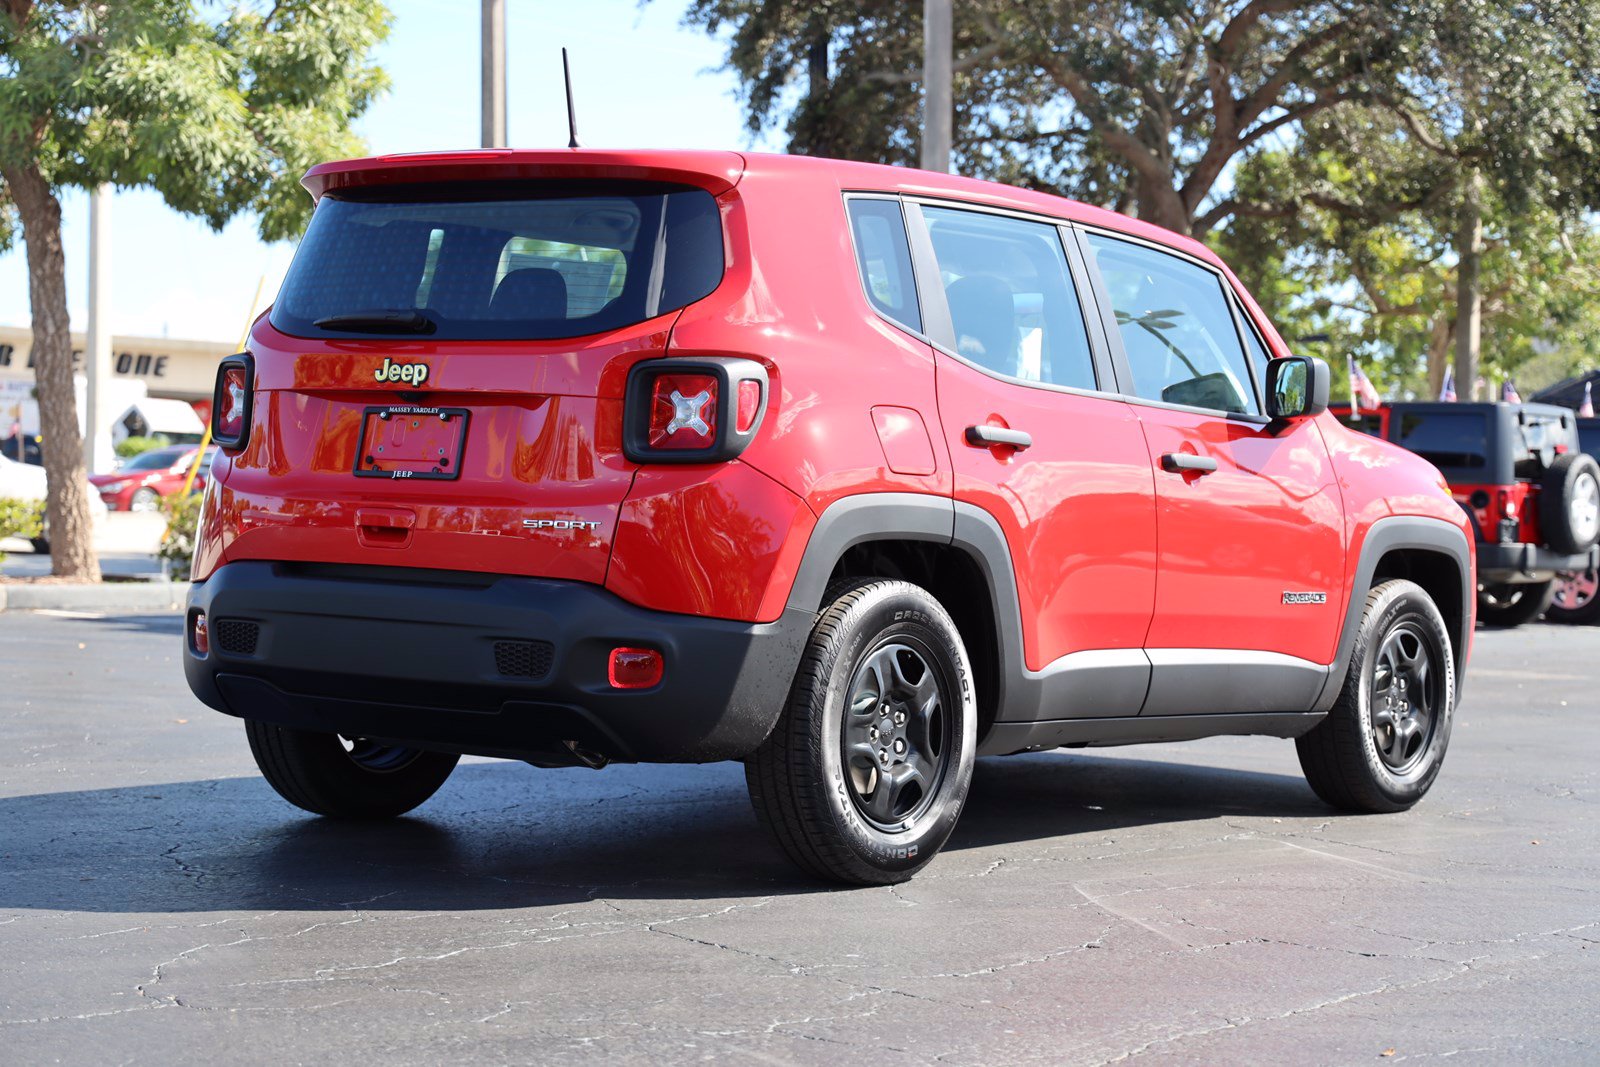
[1395,411,1488,471]
[271,182,725,341]
[1579,422,1600,461]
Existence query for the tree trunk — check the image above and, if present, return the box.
[1133,174,1191,236]
[1,161,101,582]
[1454,170,1484,403]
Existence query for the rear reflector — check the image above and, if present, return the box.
[190,612,209,655]
[737,379,762,434]
[608,647,663,689]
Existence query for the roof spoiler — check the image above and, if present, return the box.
[301,149,746,200]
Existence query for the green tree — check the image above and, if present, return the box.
[1217,111,1600,401]
[685,0,1413,235]
[0,0,389,580]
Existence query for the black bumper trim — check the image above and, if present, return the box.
[185,562,814,763]
[1477,542,1599,584]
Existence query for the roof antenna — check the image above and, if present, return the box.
[562,48,583,149]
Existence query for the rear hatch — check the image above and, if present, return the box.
[221,152,741,582]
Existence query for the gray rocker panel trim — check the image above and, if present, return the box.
[979,712,1324,756]
[1311,515,1473,713]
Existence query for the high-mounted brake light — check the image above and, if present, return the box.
[624,357,769,464]
[211,352,254,451]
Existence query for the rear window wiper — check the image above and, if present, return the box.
[314,310,437,334]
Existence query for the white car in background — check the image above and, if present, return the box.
[0,452,108,553]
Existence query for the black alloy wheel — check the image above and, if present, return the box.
[1368,622,1443,774]
[840,640,953,831]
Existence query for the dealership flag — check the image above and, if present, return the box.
[1502,379,1522,404]
[1580,381,1595,418]
[1439,367,1457,402]
[1348,357,1381,413]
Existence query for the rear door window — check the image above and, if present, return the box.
[1396,412,1488,470]
[1085,233,1260,415]
[846,198,922,334]
[922,206,1097,391]
[272,182,724,341]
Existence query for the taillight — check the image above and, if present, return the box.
[624,357,768,463]
[211,352,254,451]
[647,373,719,450]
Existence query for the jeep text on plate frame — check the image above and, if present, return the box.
[354,406,470,481]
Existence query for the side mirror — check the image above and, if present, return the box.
[1266,356,1330,423]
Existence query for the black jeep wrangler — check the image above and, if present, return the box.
[1336,401,1600,628]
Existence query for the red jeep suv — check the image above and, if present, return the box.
[184,150,1475,884]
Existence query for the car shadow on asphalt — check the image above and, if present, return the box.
[0,751,1330,913]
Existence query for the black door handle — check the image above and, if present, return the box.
[966,424,1032,450]
[1160,452,1219,473]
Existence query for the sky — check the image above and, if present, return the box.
[0,0,773,342]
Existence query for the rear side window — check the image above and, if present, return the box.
[272,182,724,341]
[1396,412,1488,470]
[922,206,1096,391]
[1086,233,1259,415]
[847,199,922,334]
[1579,422,1600,461]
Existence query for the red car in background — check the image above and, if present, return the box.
[91,444,214,512]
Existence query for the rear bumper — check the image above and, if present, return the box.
[1477,542,1600,585]
[184,561,814,764]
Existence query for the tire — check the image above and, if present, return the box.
[1547,569,1600,625]
[1297,579,1456,813]
[1539,452,1600,555]
[28,536,49,554]
[745,579,977,885]
[245,720,459,819]
[129,487,161,513]
[1477,580,1555,628]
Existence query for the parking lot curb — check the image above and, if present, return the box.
[0,580,189,613]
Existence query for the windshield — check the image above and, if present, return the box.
[271,182,725,341]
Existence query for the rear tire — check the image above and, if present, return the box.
[745,579,977,885]
[1539,453,1600,555]
[1547,569,1600,625]
[1297,579,1455,813]
[1477,580,1554,628]
[245,720,459,819]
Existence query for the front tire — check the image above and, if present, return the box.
[245,720,459,819]
[746,579,977,885]
[1477,580,1554,628]
[1297,579,1455,813]
[130,487,161,512]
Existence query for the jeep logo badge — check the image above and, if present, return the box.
[374,357,430,386]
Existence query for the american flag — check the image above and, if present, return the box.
[1580,380,1595,419]
[1439,367,1457,402]
[1502,379,1522,404]
[1348,357,1381,413]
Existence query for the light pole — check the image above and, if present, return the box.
[481,0,507,148]
[83,184,112,475]
[921,0,952,173]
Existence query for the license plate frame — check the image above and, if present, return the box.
[353,405,470,481]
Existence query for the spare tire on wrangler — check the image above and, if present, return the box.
[1540,452,1600,556]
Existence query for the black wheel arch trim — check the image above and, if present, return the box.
[1312,515,1473,713]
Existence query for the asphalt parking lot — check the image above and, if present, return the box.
[1,611,1595,1064]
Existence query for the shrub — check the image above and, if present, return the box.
[159,492,204,581]
[115,435,171,459]
[0,497,46,565]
